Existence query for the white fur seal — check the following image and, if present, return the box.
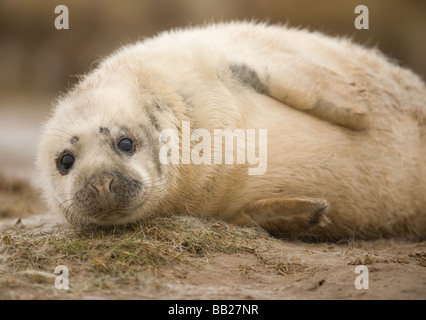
[37,22,426,240]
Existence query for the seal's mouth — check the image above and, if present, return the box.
[66,170,147,226]
[89,210,136,225]
[87,201,147,226]
[62,192,148,227]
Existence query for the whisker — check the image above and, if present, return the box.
[47,127,75,138]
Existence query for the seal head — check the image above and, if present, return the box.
[37,73,172,226]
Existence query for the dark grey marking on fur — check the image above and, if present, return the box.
[145,106,162,132]
[70,136,79,144]
[154,101,169,112]
[230,64,269,95]
[99,127,110,135]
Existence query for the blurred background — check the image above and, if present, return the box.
[0,0,425,184]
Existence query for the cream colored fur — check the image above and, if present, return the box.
[37,22,426,240]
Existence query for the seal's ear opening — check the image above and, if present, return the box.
[243,197,331,239]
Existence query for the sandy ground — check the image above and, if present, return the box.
[171,241,426,300]
[0,96,425,300]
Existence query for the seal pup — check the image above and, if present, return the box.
[37,21,426,240]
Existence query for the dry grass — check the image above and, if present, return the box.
[0,176,44,219]
[0,213,309,299]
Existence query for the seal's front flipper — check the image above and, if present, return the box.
[243,198,331,238]
[233,53,370,130]
[266,54,370,130]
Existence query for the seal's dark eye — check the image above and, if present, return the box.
[117,138,134,154]
[57,152,74,175]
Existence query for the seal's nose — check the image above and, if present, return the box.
[89,176,116,211]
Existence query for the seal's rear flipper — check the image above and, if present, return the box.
[243,197,331,238]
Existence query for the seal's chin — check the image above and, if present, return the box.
[66,199,148,227]
[82,210,138,226]
[85,208,143,226]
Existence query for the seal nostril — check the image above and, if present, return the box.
[109,178,114,192]
[90,183,99,195]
